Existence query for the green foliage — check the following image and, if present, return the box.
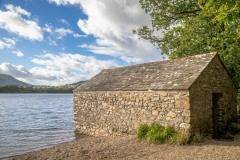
[137,124,149,139]
[135,0,240,88]
[146,123,165,144]
[136,123,188,144]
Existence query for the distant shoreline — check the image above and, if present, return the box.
[0,80,86,94]
[0,84,82,94]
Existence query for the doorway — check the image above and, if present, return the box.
[212,93,224,139]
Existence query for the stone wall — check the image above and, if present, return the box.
[189,55,238,135]
[74,91,190,136]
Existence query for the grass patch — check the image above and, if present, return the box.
[136,124,149,139]
[168,132,189,145]
[136,123,189,145]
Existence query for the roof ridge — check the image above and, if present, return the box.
[105,52,217,71]
[75,52,217,91]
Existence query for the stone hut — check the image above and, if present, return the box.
[73,53,238,138]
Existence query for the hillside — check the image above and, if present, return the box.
[0,74,30,86]
[0,73,86,93]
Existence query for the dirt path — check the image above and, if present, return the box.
[11,135,240,160]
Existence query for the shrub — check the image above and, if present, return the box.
[136,123,188,144]
[136,123,150,139]
[146,123,166,144]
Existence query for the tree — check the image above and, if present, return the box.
[134,0,240,87]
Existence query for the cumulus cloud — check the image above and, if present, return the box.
[49,0,162,63]
[31,53,118,75]
[30,53,118,85]
[0,53,118,85]
[0,37,16,49]
[0,4,43,41]
[5,4,31,17]
[77,0,163,63]
[12,50,24,57]
[0,63,32,79]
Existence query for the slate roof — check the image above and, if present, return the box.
[75,53,217,91]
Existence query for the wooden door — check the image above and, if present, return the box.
[212,93,223,139]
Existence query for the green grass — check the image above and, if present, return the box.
[136,123,189,145]
[136,124,149,139]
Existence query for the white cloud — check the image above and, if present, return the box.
[0,63,32,80]
[4,38,16,45]
[43,25,84,46]
[31,53,118,74]
[0,52,119,86]
[77,0,162,63]
[0,4,43,41]
[47,37,58,46]
[43,24,53,34]
[59,18,70,26]
[49,0,162,63]
[48,0,81,6]
[0,38,16,49]
[79,44,123,57]
[73,33,86,38]
[12,50,24,57]
[5,4,31,17]
[52,27,85,39]
[30,53,118,85]
[55,27,73,39]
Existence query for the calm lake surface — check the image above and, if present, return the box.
[0,94,75,159]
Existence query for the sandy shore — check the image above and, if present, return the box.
[10,135,240,160]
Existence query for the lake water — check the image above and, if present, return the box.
[0,94,75,159]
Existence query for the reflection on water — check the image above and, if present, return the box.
[0,94,75,159]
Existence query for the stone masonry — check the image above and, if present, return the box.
[189,55,237,134]
[74,91,190,136]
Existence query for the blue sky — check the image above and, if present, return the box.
[0,0,161,85]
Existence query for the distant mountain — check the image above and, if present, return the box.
[0,75,86,93]
[66,81,86,86]
[0,74,30,86]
